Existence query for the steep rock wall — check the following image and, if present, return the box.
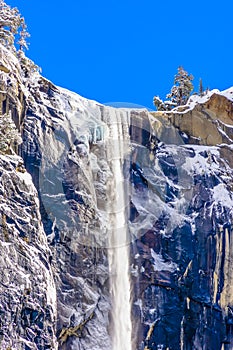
[131,145,233,350]
[0,46,26,128]
[0,155,57,350]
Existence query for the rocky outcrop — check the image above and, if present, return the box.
[0,46,26,128]
[154,89,233,145]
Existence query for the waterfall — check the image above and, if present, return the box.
[104,108,132,350]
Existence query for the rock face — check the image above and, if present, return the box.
[131,145,233,350]
[0,45,26,128]
[0,155,57,350]
[154,90,233,168]
[0,42,233,350]
[160,90,233,146]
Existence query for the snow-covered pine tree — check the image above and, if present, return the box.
[17,20,30,51]
[0,111,22,153]
[0,1,40,77]
[0,0,27,51]
[166,66,194,106]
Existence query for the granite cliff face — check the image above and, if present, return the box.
[0,43,233,350]
[0,155,57,350]
[155,90,233,167]
[158,90,233,145]
[132,145,233,350]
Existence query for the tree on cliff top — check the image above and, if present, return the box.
[166,66,194,107]
[0,0,29,52]
[153,66,194,111]
[0,1,40,77]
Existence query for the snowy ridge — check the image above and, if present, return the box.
[170,86,233,114]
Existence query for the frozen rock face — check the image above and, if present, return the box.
[0,41,233,350]
[0,155,57,350]
[131,145,233,350]
[21,83,115,350]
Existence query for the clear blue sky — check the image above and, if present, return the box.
[8,0,233,109]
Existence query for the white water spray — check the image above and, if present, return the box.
[104,109,132,350]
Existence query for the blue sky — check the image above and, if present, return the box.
[8,0,233,109]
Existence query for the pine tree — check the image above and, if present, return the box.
[0,0,29,52]
[199,78,204,97]
[17,20,30,51]
[166,66,194,106]
[0,111,22,153]
[0,1,40,77]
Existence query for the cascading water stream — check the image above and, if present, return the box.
[104,109,132,350]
